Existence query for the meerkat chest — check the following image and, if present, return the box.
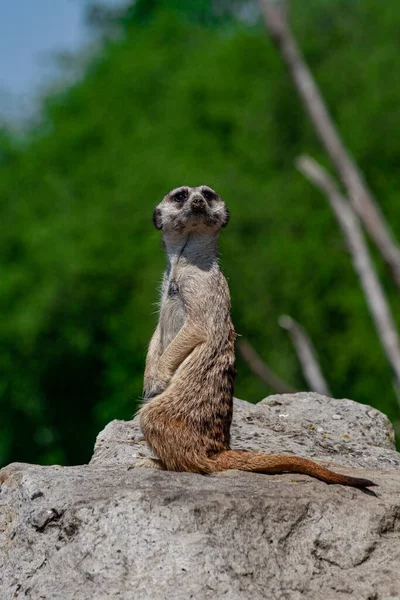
[160,277,185,350]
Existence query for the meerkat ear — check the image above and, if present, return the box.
[221,207,230,228]
[153,208,163,230]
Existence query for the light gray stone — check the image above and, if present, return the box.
[1,392,400,600]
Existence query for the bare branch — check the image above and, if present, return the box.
[237,338,297,394]
[279,315,331,396]
[297,155,400,399]
[259,0,289,39]
[259,0,400,287]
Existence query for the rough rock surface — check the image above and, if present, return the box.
[1,393,400,600]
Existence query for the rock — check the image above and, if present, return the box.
[1,393,400,599]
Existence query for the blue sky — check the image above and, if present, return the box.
[0,0,126,120]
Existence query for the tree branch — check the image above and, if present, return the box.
[279,315,331,396]
[237,338,297,394]
[297,155,400,399]
[259,0,400,287]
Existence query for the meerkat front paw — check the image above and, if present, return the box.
[143,376,171,399]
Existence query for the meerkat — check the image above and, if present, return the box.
[139,185,375,488]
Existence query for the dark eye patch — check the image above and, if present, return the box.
[168,280,179,298]
[202,188,217,202]
[172,189,188,203]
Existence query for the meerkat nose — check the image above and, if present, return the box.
[191,195,206,211]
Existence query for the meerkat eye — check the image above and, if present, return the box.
[202,189,217,202]
[172,190,188,203]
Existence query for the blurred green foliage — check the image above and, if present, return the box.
[1,0,400,467]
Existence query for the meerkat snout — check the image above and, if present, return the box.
[190,194,206,213]
[190,193,204,203]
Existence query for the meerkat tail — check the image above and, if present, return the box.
[208,450,376,488]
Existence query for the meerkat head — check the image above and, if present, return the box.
[153,186,230,234]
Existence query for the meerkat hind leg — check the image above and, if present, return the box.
[132,458,165,470]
